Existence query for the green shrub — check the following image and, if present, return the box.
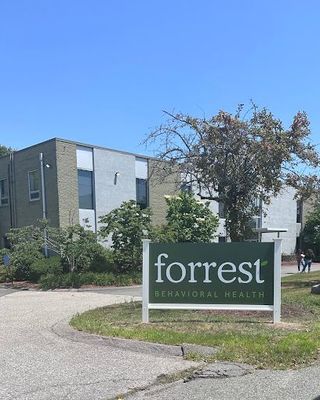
[61,273,81,288]
[114,274,133,286]
[129,270,142,285]
[39,274,61,290]
[12,248,44,280]
[39,273,81,290]
[79,271,142,286]
[89,248,116,273]
[39,270,142,290]
[0,266,7,283]
[29,256,63,283]
[79,272,115,286]
[99,200,152,273]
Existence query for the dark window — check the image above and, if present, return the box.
[78,170,94,209]
[297,200,302,223]
[218,202,225,218]
[28,170,40,201]
[0,179,8,206]
[136,178,148,209]
[218,236,226,243]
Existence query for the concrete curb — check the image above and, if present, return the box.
[51,320,184,358]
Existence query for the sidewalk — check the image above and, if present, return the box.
[281,261,320,277]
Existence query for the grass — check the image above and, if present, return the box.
[70,271,320,370]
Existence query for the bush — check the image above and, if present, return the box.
[0,266,7,283]
[29,256,63,283]
[39,274,61,290]
[99,200,152,273]
[89,248,116,273]
[78,272,114,286]
[39,270,142,290]
[13,249,44,281]
[39,273,81,290]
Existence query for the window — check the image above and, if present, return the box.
[136,178,148,209]
[180,182,192,193]
[28,170,40,201]
[297,200,302,223]
[218,201,225,218]
[0,179,8,206]
[78,170,94,209]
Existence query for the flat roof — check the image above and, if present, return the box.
[0,137,158,161]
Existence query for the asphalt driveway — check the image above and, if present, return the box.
[1,277,320,400]
[0,291,196,400]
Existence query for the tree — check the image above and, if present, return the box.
[2,224,44,280]
[302,204,320,258]
[3,221,103,276]
[0,145,13,157]
[46,224,103,273]
[146,105,320,241]
[155,191,219,242]
[99,200,152,272]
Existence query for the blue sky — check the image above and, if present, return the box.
[1,0,320,155]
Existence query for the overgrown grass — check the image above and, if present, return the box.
[70,271,320,369]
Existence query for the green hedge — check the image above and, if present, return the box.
[39,271,142,290]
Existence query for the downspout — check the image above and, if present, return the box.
[39,153,48,257]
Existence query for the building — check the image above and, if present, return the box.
[0,138,304,254]
[0,138,179,248]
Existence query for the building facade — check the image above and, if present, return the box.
[0,137,305,254]
[0,138,179,247]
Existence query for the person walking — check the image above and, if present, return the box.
[296,249,304,272]
[302,248,315,273]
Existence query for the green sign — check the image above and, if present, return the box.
[149,242,274,305]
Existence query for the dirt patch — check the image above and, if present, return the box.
[266,321,305,330]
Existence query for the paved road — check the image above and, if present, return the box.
[1,265,320,400]
[126,363,320,400]
[0,291,197,400]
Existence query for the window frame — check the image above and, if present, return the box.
[136,178,148,209]
[78,169,94,210]
[28,170,41,202]
[0,178,9,206]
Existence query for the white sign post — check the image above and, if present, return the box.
[142,239,151,323]
[273,238,282,323]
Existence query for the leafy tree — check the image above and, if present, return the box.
[302,204,320,258]
[2,221,104,277]
[146,105,320,241]
[99,200,152,272]
[46,224,103,273]
[155,192,219,242]
[0,145,13,157]
[2,225,44,280]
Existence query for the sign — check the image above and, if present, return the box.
[142,240,282,324]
